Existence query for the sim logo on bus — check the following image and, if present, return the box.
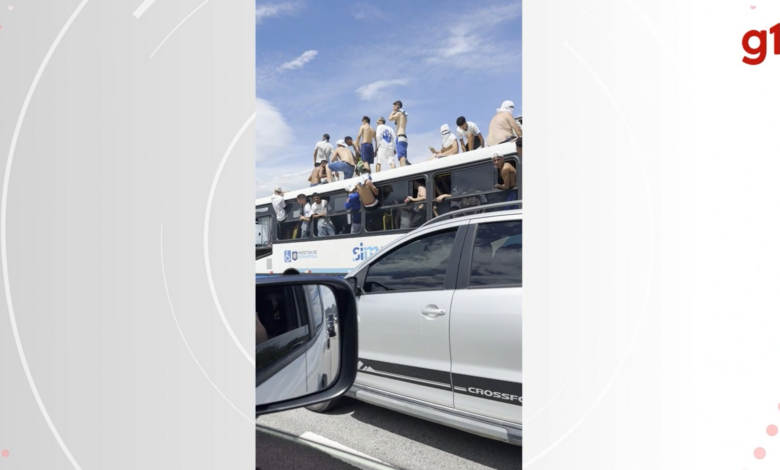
[352,243,380,261]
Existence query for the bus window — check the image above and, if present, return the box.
[277,198,307,241]
[434,163,494,216]
[322,193,352,235]
[366,178,427,233]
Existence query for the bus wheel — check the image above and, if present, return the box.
[282,268,300,275]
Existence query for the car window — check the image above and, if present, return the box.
[304,285,324,333]
[256,285,310,370]
[364,228,458,293]
[469,221,522,288]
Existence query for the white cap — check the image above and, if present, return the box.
[274,186,283,193]
[440,124,451,134]
[345,183,356,192]
[492,152,503,159]
[337,139,347,147]
[502,100,515,109]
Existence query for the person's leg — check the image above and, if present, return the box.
[397,138,408,167]
[351,222,361,234]
[343,165,355,179]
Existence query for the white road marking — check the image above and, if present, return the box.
[299,431,389,468]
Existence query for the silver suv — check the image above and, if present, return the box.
[308,202,522,445]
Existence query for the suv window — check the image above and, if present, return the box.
[469,221,522,288]
[364,228,458,293]
[256,285,310,370]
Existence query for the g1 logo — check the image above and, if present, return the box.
[743,24,780,65]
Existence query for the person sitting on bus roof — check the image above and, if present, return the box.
[310,193,336,237]
[487,100,522,146]
[297,194,313,239]
[344,186,362,234]
[456,116,484,151]
[492,153,518,202]
[308,160,327,187]
[356,116,377,173]
[327,140,356,183]
[313,133,333,165]
[428,124,460,160]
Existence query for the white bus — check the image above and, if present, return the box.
[256,141,521,277]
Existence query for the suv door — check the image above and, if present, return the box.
[449,217,522,424]
[354,225,466,408]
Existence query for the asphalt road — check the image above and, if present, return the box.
[256,397,522,470]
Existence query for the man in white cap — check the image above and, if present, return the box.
[271,187,287,238]
[375,116,396,172]
[326,139,356,183]
[487,100,523,146]
[312,133,333,165]
[428,124,460,160]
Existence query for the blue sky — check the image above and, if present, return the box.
[255,0,522,198]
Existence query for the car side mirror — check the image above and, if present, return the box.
[345,276,363,297]
[255,276,358,416]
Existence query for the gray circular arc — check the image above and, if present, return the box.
[204,112,257,365]
[1,1,91,469]
[160,226,255,425]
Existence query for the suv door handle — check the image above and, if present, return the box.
[421,305,446,317]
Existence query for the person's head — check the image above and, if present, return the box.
[362,116,370,124]
[274,187,283,195]
[344,136,353,146]
[312,193,321,204]
[492,152,505,169]
[346,183,357,194]
[456,116,467,129]
[319,159,327,167]
[498,100,515,114]
[296,194,307,204]
[377,117,386,125]
[393,100,403,111]
[337,139,347,148]
[323,133,330,141]
[413,180,422,189]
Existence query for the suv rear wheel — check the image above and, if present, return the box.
[305,398,342,413]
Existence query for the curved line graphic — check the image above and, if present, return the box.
[160,226,255,425]
[204,113,256,365]
[523,42,656,467]
[2,1,91,469]
[149,0,211,58]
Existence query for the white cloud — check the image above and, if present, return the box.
[255,98,294,162]
[256,2,302,22]
[353,2,381,20]
[256,166,311,199]
[355,79,409,101]
[277,50,319,72]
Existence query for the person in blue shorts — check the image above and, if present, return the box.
[389,100,409,166]
[356,116,376,172]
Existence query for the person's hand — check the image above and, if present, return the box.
[436,195,447,203]
[495,184,502,189]
[429,146,436,153]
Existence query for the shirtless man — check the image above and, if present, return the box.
[352,174,380,210]
[356,116,377,173]
[388,100,409,166]
[487,100,523,146]
[326,140,356,183]
[492,153,519,203]
[308,160,327,187]
[428,124,460,160]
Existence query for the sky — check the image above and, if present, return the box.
[255,0,522,198]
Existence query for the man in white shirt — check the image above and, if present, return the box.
[428,124,460,160]
[310,193,336,237]
[374,116,396,172]
[296,194,313,239]
[313,134,333,165]
[455,116,484,151]
[271,187,287,239]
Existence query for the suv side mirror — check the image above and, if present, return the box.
[345,276,362,297]
[255,276,358,416]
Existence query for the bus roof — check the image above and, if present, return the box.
[256,141,518,205]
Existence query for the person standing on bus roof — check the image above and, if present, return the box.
[311,193,336,237]
[313,134,333,165]
[356,116,377,173]
[429,124,460,160]
[327,140,356,183]
[297,194,313,239]
[456,116,484,151]
[375,117,396,173]
[487,100,523,146]
[492,153,518,202]
[344,136,361,161]
[344,185,362,234]
[388,100,409,166]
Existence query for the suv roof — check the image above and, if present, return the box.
[419,200,523,228]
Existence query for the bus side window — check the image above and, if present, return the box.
[276,200,301,241]
[365,178,427,233]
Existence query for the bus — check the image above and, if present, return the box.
[255,141,521,277]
